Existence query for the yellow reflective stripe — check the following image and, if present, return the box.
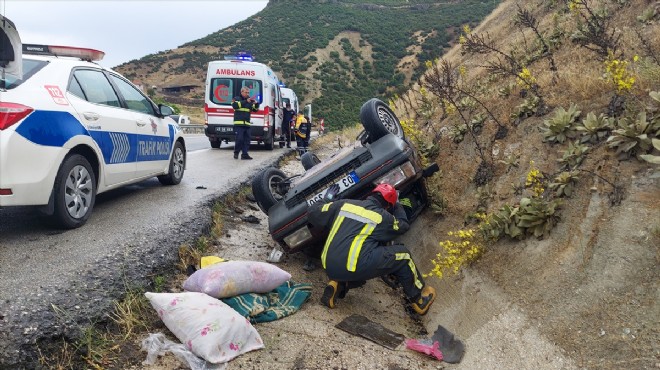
[395,252,423,289]
[340,203,382,224]
[321,215,344,269]
[233,121,251,125]
[393,218,399,231]
[346,224,374,272]
[237,108,250,112]
[321,203,332,212]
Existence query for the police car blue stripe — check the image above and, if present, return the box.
[136,134,172,162]
[16,110,174,164]
[15,110,89,147]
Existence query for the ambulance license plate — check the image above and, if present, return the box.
[307,171,360,206]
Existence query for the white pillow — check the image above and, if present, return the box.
[145,292,264,364]
[182,260,291,298]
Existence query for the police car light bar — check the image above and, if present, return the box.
[22,44,105,62]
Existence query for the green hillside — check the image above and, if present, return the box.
[117,0,499,129]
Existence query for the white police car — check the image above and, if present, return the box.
[0,43,186,229]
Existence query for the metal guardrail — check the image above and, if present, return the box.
[179,124,205,134]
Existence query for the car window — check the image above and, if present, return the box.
[1,59,48,90]
[241,79,262,103]
[71,69,121,107]
[210,78,233,105]
[109,74,155,115]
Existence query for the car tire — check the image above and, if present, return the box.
[52,154,97,229]
[301,151,321,171]
[210,140,221,149]
[252,167,287,213]
[158,141,185,185]
[264,128,274,150]
[359,98,404,141]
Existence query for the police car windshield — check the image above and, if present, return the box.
[1,58,48,90]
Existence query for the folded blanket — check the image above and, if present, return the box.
[222,281,312,323]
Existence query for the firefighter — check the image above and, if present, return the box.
[307,183,436,315]
[232,86,260,160]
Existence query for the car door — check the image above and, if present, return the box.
[108,73,171,178]
[67,68,137,185]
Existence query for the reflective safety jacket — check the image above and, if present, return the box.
[232,96,260,125]
[295,114,309,138]
[308,196,410,273]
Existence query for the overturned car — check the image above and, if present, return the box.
[251,98,439,253]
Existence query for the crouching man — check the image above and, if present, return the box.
[307,183,436,315]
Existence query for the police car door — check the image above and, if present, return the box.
[107,74,170,178]
[68,68,137,185]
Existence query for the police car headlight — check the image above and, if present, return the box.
[374,161,415,187]
[283,226,312,248]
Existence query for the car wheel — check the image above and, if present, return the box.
[264,128,274,150]
[158,141,185,185]
[210,140,221,149]
[359,98,404,141]
[301,151,321,171]
[52,154,96,229]
[251,167,287,213]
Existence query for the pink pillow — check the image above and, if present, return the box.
[183,260,291,298]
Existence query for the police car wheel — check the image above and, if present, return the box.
[158,141,185,185]
[210,140,221,149]
[359,98,404,142]
[251,167,287,214]
[52,154,97,229]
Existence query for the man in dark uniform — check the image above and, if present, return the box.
[232,86,260,160]
[307,183,436,315]
[281,102,295,148]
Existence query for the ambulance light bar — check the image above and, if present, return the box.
[22,44,105,62]
[224,52,253,62]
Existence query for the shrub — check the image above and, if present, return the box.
[558,140,590,169]
[606,111,659,160]
[549,171,580,197]
[576,112,614,144]
[541,104,581,143]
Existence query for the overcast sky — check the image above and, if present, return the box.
[0,0,268,68]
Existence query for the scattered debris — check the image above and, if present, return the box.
[241,215,260,224]
[245,193,257,202]
[430,325,464,364]
[196,186,207,190]
[266,248,283,263]
[335,314,405,350]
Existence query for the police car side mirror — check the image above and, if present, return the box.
[158,104,174,117]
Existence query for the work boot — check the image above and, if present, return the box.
[233,152,239,159]
[411,285,436,315]
[241,154,253,160]
[321,280,347,309]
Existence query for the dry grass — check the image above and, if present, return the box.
[109,289,152,340]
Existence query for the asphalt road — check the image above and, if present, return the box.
[0,135,293,367]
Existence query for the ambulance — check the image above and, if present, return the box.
[281,87,299,114]
[204,54,284,150]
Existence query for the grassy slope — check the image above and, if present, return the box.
[391,0,659,368]
[115,0,498,129]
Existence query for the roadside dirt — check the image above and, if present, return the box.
[134,135,660,370]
